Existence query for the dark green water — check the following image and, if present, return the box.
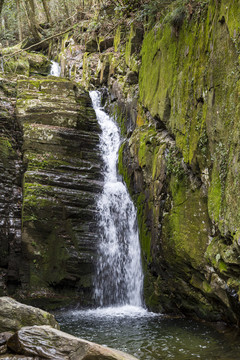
[55,305,240,360]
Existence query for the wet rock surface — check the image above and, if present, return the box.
[7,325,138,360]
[0,298,138,360]
[0,77,23,296]
[0,65,103,304]
[16,77,103,304]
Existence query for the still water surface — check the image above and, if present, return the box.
[55,305,240,360]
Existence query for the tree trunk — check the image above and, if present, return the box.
[62,0,72,24]
[25,0,41,42]
[16,0,23,41]
[41,0,52,25]
[0,0,4,16]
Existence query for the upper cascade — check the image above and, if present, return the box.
[90,90,144,308]
[50,61,61,77]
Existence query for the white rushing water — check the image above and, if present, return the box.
[90,90,144,309]
[0,58,4,73]
[50,60,61,77]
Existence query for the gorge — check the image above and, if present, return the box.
[1,0,240,358]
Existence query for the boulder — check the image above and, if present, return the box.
[99,37,114,52]
[0,297,59,333]
[0,332,12,355]
[126,71,138,85]
[85,39,98,53]
[7,325,139,360]
[27,53,51,76]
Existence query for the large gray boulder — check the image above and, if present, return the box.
[0,297,59,332]
[7,325,139,360]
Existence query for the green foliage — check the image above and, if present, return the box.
[137,0,174,25]
[0,0,19,45]
[169,5,186,32]
[166,148,185,179]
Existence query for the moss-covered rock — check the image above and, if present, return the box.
[0,297,59,332]
[2,46,50,76]
[117,0,240,324]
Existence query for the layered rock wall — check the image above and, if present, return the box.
[0,77,23,296]
[0,57,103,305]
[17,78,102,304]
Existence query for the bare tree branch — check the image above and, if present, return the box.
[2,23,79,59]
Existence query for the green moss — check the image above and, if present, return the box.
[136,193,152,263]
[220,0,240,48]
[139,0,237,171]
[118,142,131,189]
[166,148,185,179]
[137,127,158,171]
[190,274,213,294]
[114,26,121,52]
[125,24,139,72]
[0,138,13,160]
[144,273,163,312]
[218,260,228,273]
[162,174,209,268]
[208,163,222,223]
[113,0,240,321]
[24,151,70,171]
[112,104,127,136]
[4,57,29,75]
[2,47,50,76]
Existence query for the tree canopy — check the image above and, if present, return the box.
[0,0,176,48]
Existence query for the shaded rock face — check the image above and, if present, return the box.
[16,78,103,304]
[0,297,59,332]
[7,325,138,360]
[0,77,23,296]
[117,0,240,324]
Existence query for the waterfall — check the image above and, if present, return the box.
[50,61,61,77]
[0,58,4,73]
[90,90,143,308]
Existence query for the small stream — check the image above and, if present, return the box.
[49,60,61,77]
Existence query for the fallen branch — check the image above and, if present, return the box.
[2,22,81,59]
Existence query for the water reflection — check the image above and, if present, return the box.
[55,307,240,360]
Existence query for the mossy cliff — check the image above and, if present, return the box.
[1,0,240,322]
[118,0,240,324]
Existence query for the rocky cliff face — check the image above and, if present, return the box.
[1,0,240,323]
[0,51,103,305]
[0,77,23,296]
[118,0,240,323]
[17,77,102,305]
[74,0,240,323]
